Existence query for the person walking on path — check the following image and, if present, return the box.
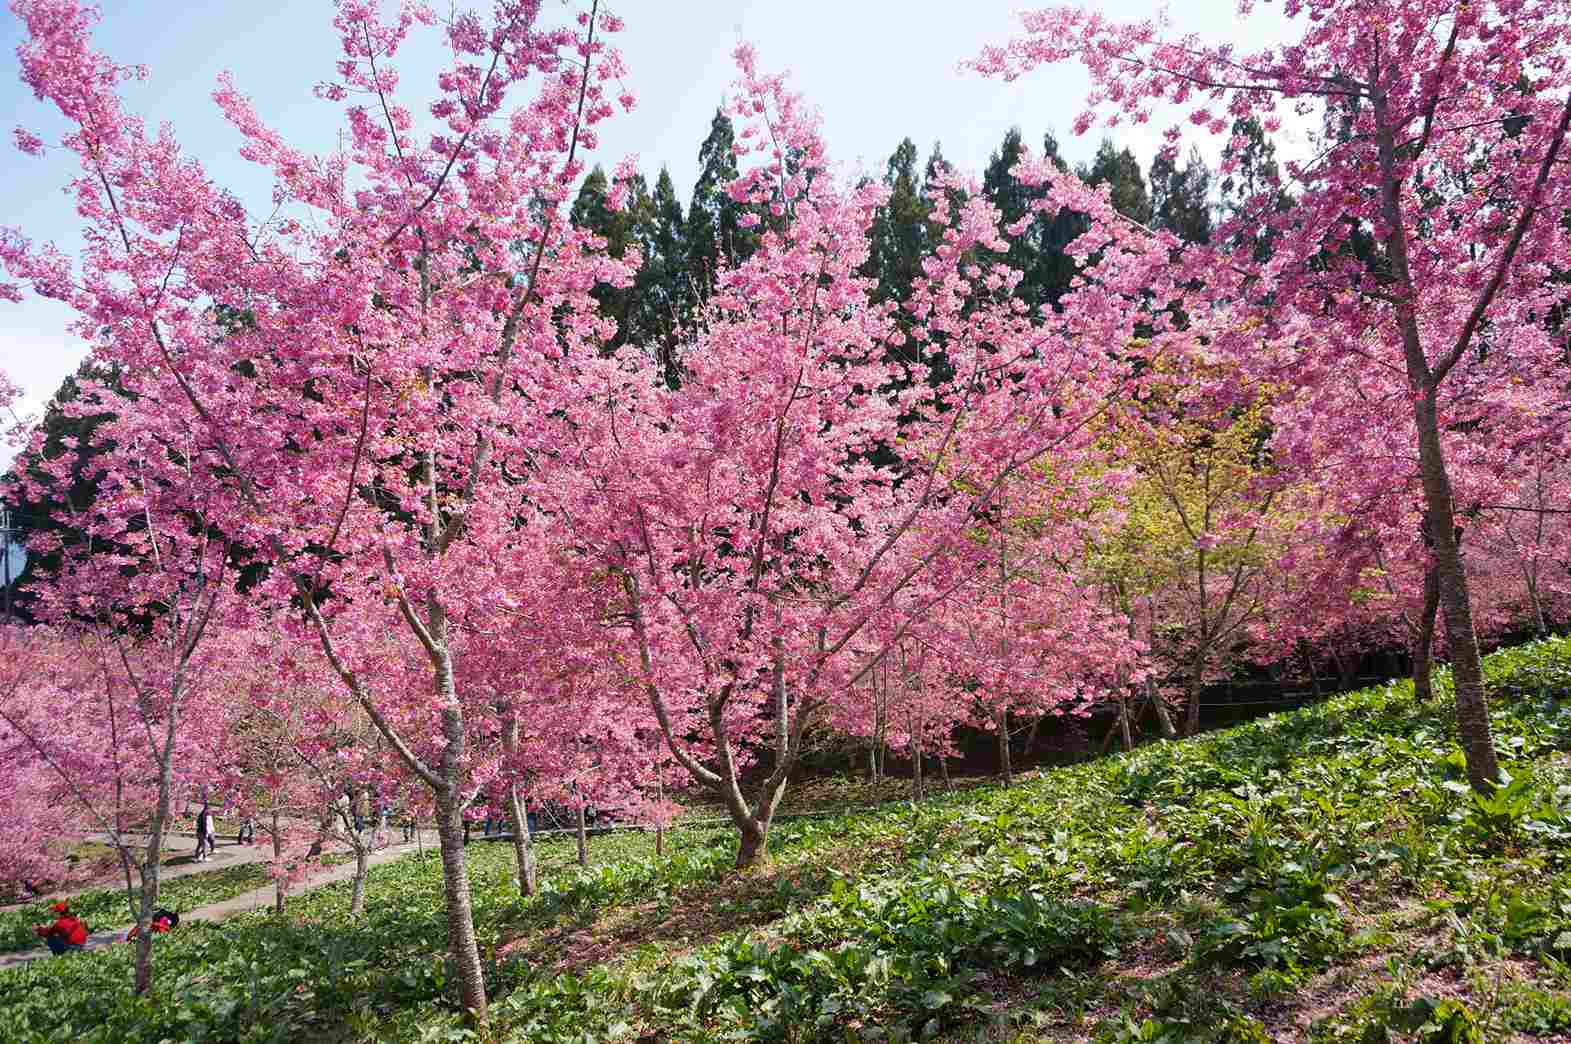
[195,801,215,862]
[33,901,88,956]
[236,816,255,845]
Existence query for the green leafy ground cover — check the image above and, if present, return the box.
[2,638,1569,1042]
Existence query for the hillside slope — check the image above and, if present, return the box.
[2,638,1569,1043]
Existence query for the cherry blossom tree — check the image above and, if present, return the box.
[976,0,1571,790]
[1467,451,1571,638]
[3,0,635,1018]
[538,48,1209,866]
[1255,315,1569,700]
[227,649,391,917]
[0,346,246,991]
[0,616,235,994]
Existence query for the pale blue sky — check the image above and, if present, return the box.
[0,0,1297,446]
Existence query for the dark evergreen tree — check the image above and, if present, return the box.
[1219,117,1292,260]
[643,167,691,385]
[685,109,757,299]
[570,166,638,256]
[922,141,947,193]
[2,360,121,621]
[1082,139,1153,226]
[617,172,660,347]
[1023,130,1085,310]
[866,138,928,308]
[572,164,700,387]
[977,128,1091,311]
[1219,118,1283,216]
[911,141,973,388]
[1150,145,1214,245]
[981,128,1035,275]
[921,141,969,224]
[570,165,643,351]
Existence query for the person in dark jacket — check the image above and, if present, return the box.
[34,901,89,955]
[195,802,215,862]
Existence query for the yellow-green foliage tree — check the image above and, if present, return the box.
[1083,368,1297,737]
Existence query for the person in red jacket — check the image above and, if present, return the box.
[125,908,178,941]
[34,901,89,955]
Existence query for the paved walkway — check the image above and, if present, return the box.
[0,832,438,970]
[1,835,296,913]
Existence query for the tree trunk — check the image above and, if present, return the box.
[654,767,665,858]
[434,791,488,1019]
[505,788,537,896]
[1135,610,1178,740]
[132,715,179,996]
[1024,716,1042,756]
[1412,395,1500,791]
[938,751,952,792]
[731,769,792,869]
[500,712,537,896]
[1305,644,1323,700]
[271,808,285,915]
[994,704,1012,787]
[574,798,588,870]
[736,817,769,868]
[1118,694,1133,752]
[1329,648,1356,690]
[1147,677,1178,739]
[871,665,886,784]
[1184,648,1208,738]
[131,865,156,995]
[1413,563,1440,702]
[348,840,370,918]
[730,762,792,870]
[345,788,372,917]
[995,546,1015,787]
[1526,463,1549,636]
[911,734,925,804]
[1524,564,1547,636]
[732,632,799,869]
[633,586,801,873]
[1435,550,1498,793]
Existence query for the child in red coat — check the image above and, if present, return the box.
[34,901,88,955]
